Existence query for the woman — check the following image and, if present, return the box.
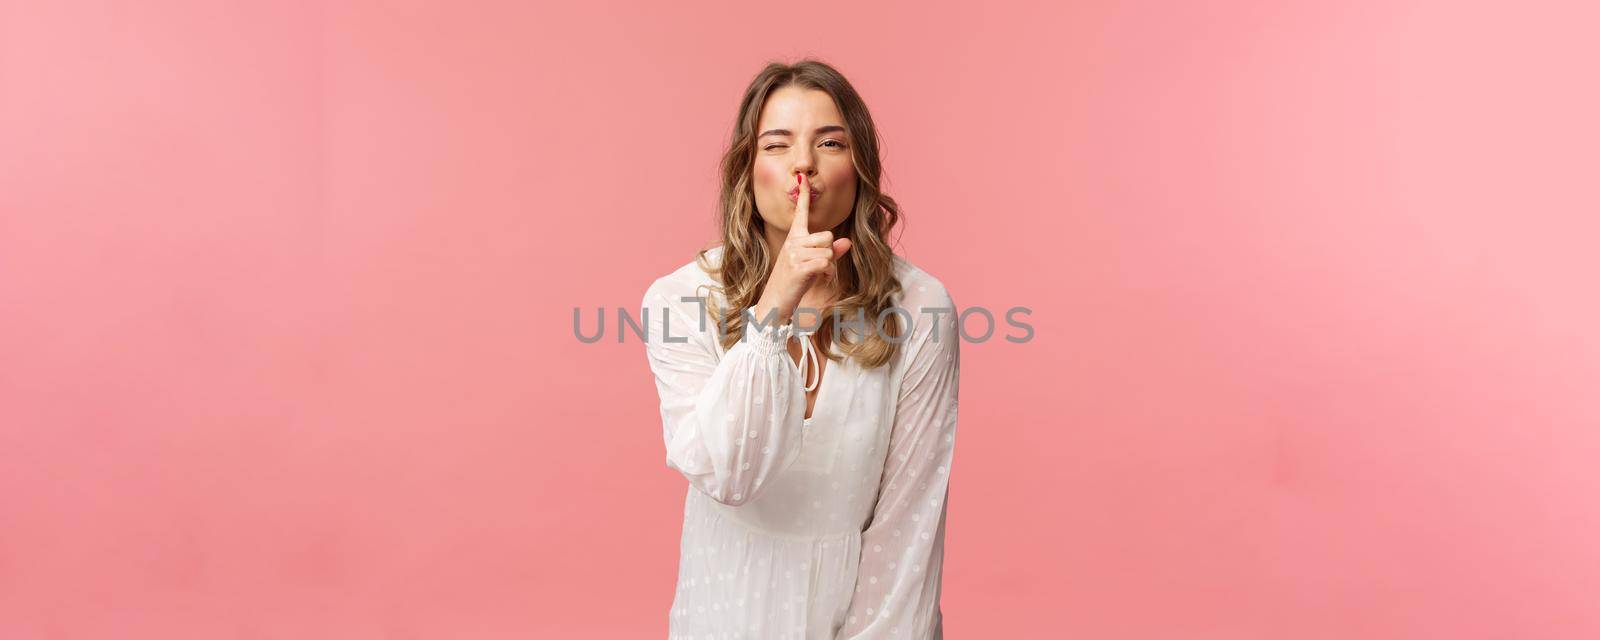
[640,59,960,640]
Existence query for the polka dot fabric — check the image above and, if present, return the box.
[641,246,960,639]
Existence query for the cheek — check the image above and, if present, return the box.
[824,171,855,201]
[753,161,789,190]
[822,161,855,186]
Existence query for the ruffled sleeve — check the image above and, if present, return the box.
[836,288,961,639]
[640,277,809,506]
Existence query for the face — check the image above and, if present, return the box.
[751,85,858,238]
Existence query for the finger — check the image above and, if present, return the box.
[788,247,833,264]
[832,237,852,260]
[798,257,833,277]
[794,230,833,249]
[787,173,811,238]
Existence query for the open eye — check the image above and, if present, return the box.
[821,140,846,149]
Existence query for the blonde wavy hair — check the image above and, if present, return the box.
[694,59,906,369]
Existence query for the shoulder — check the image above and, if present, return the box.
[890,253,957,318]
[888,254,959,358]
[642,245,725,309]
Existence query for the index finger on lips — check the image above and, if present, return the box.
[788,173,810,238]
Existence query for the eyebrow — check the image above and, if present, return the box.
[757,125,848,139]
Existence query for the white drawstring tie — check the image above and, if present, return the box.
[794,325,821,393]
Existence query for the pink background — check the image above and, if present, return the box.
[3,1,1598,637]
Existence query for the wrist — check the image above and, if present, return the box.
[749,298,793,329]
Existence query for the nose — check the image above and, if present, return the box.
[791,149,815,180]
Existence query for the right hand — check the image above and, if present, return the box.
[754,172,852,326]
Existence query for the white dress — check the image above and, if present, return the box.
[640,246,961,639]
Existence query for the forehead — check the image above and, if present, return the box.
[757,86,845,131]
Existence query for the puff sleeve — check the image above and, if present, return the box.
[836,291,961,639]
[640,277,809,506]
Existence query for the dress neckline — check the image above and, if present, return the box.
[798,332,853,427]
